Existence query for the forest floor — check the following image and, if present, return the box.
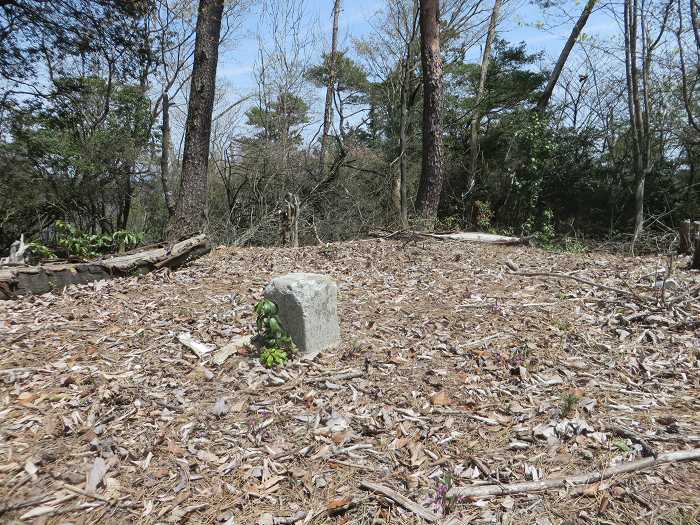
[1,237,699,525]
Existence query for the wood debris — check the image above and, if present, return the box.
[1,238,698,523]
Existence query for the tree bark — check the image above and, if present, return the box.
[624,0,644,243]
[690,0,700,52]
[692,233,700,270]
[679,219,692,254]
[160,92,175,217]
[166,0,224,241]
[466,0,502,213]
[537,0,596,112]
[319,0,341,174]
[393,0,419,229]
[415,0,444,227]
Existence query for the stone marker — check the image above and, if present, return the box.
[264,273,340,354]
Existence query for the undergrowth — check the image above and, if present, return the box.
[254,299,296,367]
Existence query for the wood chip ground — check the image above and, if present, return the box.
[1,239,698,524]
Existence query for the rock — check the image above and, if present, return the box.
[264,273,340,354]
[654,278,679,290]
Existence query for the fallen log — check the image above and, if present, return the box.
[0,234,210,300]
[369,229,527,245]
[446,448,700,499]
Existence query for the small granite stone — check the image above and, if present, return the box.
[263,273,340,354]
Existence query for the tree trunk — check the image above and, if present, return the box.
[679,219,691,254]
[537,0,596,112]
[692,232,700,270]
[626,0,671,245]
[415,0,444,228]
[120,172,132,231]
[280,193,300,248]
[690,0,700,52]
[319,0,341,174]
[624,0,645,243]
[466,0,502,214]
[393,0,419,229]
[166,0,224,241]
[160,92,175,217]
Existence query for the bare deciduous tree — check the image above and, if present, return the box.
[466,0,502,213]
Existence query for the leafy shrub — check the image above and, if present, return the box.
[27,242,56,260]
[472,200,494,230]
[254,299,296,367]
[54,221,143,258]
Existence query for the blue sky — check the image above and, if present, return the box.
[213,0,619,134]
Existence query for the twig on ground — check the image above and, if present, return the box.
[511,271,650,301]
[0,495,55,516]
[604,423,657,457]
[305,370,364,383]
[273,510,307,524]
[60,484,115,503]
[446,449,700,498]
[360,480,440,522]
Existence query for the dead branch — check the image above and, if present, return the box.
[360,481,440,522]
[446,448,700,498]
[603,423,657,457]
[511,271,650,301]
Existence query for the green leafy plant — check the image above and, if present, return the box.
[254,299,296,367]
[612,438,631,452]
[560,236,587,253]
[472,200,494,230]
[27,241,56,259]
[528,208,555,248]
[54,221,144,258]
[260,347,289,367]
[436,214,462,232]
[112,229,144,252]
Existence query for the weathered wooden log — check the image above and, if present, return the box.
[369,229,527,245]
[0,235,210,300]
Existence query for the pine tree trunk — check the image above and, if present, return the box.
[166,0,224,241]
[394,2,418,229]
[319,0,341,174]
[414,0,444,228]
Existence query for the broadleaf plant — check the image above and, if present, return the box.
[254,299,296,367]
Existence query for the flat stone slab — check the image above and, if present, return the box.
[264,273,340,354]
